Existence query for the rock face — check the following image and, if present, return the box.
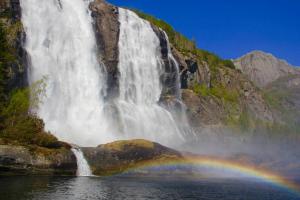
[151,26,181,98]
[90,0,120,99]
[264,74,300,129]
[0,145,77,175]
[90,0,181,100]
[182,89,222,126]
[172,50,212,90]
[172,49,274,128]
[0,0,28,93]
[234,50,299,88]
[82,139,183,176]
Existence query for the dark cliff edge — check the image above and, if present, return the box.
[151,25,181,98]
[90,0,120,99]
[89,0,182,100]
[0,0,28,93]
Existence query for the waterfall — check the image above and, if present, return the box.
[20,0,115,146]
[71,148,92,176]
[20,0,186,148]
[164,31,181,99]
[115,8,184,146]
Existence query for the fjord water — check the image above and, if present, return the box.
[1,176,299,200]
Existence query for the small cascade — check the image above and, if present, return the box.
[164,31,181,99]
[71,148,92,177]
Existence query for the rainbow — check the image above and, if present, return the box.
[122,156,300,195]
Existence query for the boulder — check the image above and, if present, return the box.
[0,145,77,175]
[82,139,183,176]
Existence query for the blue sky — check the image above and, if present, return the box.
[108,0,300,66]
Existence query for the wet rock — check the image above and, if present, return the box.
[0,145,77,175]
[90,0,120,99]
[151,26,181,97]
[82,139,183,176]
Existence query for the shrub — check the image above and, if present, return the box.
[0,19,60,148]
[210,85,239,103]
[0,83,60,148]
[192,83,210,97]
[192,82,239,103]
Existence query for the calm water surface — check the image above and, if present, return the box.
[0,176,299,200]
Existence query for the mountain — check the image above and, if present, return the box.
[233,50,300,88]
[234,51,300,132]
[263,74,300,132]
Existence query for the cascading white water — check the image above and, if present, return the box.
[21,0,188,176]
[21,0,186,148]
[164,31,181,99]
[20,0,116,146]
[116,8,184,146]
[71,148,92,176]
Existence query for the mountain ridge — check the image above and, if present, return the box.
[234,50,300,88]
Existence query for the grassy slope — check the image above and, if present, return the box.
[263,75,300,133]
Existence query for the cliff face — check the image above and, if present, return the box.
[173,50,275,128]
[264,74,300,132]
[234,50,300,88]
[90,0,120,99]
[2,0,297,137]
[0,0,27,95]
[88,0,180,100]
[234,51,300,132]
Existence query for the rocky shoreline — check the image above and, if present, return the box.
[0,140,184,176]
[0,144,77,176]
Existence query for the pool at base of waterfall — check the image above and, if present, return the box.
[0,176,299,200]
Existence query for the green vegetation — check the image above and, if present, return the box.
[192,82,239,103]
[263,89,288,111]
[103,139,155,151]
[133,9,298,135]
[0,19,62,148]
[132,9,196,52]
[133,9,235,71]
[0,83,61,148]
[0,22,15,109]
[263,88,300,135]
